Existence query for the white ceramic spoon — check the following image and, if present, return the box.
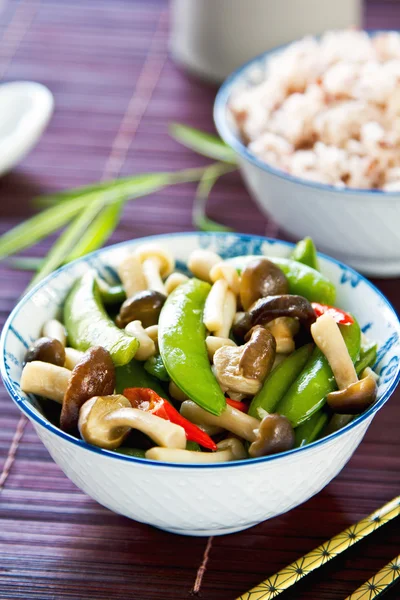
[0,81,54,176]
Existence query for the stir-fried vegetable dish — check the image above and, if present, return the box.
[20,237,379,463]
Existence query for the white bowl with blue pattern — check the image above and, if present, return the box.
[1,233,399,536]
[214,34,400,277]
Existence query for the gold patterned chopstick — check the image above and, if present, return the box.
[345,554,400,600]
[237,496,400,600]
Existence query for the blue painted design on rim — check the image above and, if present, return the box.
[214,30,400,198]
[1,232,399,470]
[9,325,29,349]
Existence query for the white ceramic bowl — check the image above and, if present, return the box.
[1,233,399,536]
[214,35,400,277]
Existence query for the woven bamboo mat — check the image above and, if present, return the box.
[0,1,399,599]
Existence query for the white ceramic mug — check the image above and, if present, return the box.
[170,0,362,82]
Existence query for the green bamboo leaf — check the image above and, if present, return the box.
[169,123,237,164]
[193,163,236,232]
[0,173,170,262]
[28,188,121,288]
[66,200,124,262]
[7,256,43,270]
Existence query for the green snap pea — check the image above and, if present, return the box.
[276,319,361,427]
[355,343,378,376]
[159,278,226,416]
[290,237,319,271]
[186,441,201,451]
[248,344,313,419]
[97,278,126,305]
[115,358,167,397]
[227,255,335,304]
[144,354,170,382]
[294,410,329,447]
[113,447,146,458]
[64,271,138,366]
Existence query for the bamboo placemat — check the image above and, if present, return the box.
[0,1,399,598]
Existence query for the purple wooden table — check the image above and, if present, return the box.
[0,1,399,599]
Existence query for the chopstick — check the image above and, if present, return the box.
[236,496,400,600]
[345,554,400,599]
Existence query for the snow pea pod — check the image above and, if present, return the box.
[144,354,170,382]
[294,410,329,447]
[290,237,319,271]
[276,319,361,427]
[115,358,166,397]
[248,344,313,419]
[64,271,138,366]
[227,255,335,304]
[355,343,378,376]
[159,278,226,416]
[113,447,146,458]
[97,278,126,305]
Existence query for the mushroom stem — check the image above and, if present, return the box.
[142,257,166,294]
[267,317,299,354]
[168,380,188,402]
[79,396,187,450]
[210,262,241,296]
[180,400,260,442]
[41,319,66,347]
[117,255,147,297]
[145,438,246,463]
[188,249,222,282]
[107,407,186,449]
[165,272,189,295]
[203,279,228,332]
[64,347,84,370]
[21,361,70,403]
[145,325,159,351]
[206,336,236,361]
[215,289,237,338]
[125,320,156,360]
[311,313,358,390]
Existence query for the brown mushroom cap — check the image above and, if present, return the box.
[25,337,66,367]
[240,326,276,381]
[250,295,316,330]
[249,414,295,458]
[327,372,378,414]
[60,346,116,433]
[116,290,166,329]
[240,258,288,311]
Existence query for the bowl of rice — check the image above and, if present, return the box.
[214,30,400,276]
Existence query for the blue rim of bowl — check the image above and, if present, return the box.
[214,30,400,197]
[1,232,399,469]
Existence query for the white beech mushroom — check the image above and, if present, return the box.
[21,361,71,403]
[164,272,189,295]
[168,381,188,402]
[203,279,228,333]
[215,290,237,338]
[145,438,246,463]
[209,261,240,296]
[267,317,300,354]
[125,320,156,360]
[144,325,159,351]
[180,400,260,442]
[79,395,186,450]
[311,313,378,414]
[133,244,174,294]
[187,249,222,282]
[213,326,276,395]
[41,319,66,347]
[206,336,236,361]
[117,254,147,297]
[64,347,84,370]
